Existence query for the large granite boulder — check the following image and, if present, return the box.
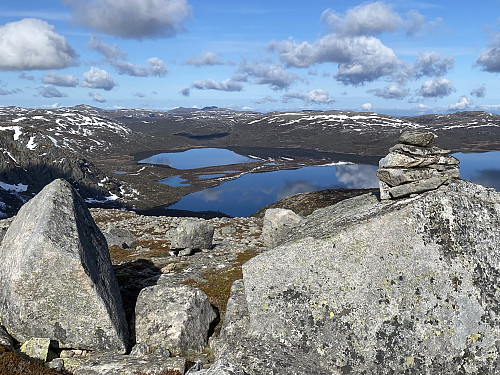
[135,281,217,356]
[261,208,303,248]
[0,179,128,352]
[216,180,500,374]
[169,219,214,250]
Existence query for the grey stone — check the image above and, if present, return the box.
[379,152,459,169]
[73,352,186,375]
[179,247,194,256]
[129,343,150,357]
[0,217,13,245]
[399,130,435,146]
[387,176,449,198]
[135,283,217,356]
[20,338,51,362]
[0,325,13,349]
[377,167,460,187]
[221,225,237,235]
[228,181,500,374]
[389,143,451,156]
[378,180,391,200]
[48,358,64,371]
[103,226,136,249]
[261,208,303,248]
[170,219,214,250]
[0,179,128,352]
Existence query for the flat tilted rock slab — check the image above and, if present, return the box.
[0,179,128,352]
[241,180,500,374]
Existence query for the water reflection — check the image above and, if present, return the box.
[167,164,379,217]
[139,148,257,169]
[158,176,189,187]
[454,152,500,190]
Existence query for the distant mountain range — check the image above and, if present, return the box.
[1,105,499,217]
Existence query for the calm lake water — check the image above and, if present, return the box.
[144,148,500,217]
[139,148,256,169]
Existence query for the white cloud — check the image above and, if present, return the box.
[133,92,146,98]
[237,61,301,91]
[65,0,192,39]
[283,89,334,104]
[368,84,409,99]
[414,52,454,78]
[448,96,473,111]
[19,72,35,81]
[470,85,486,98]
[190,78,244,92]
[0,18,78,71]
[81,67,116,90]
[361,102,373,111]
[42,72,79,87]
[89,91,106,103]
[270,35,401,85]
[88,36,169,77]
[0,87,21,96]
[476,32,500,73]
[404,10,443,38]
[37,86,67,98]
[183,51,224,66]
[254,96,278,104]
[417,77,455,98]
[321,2,402,36]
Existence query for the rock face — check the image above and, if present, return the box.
[216,180,500,374]
[103,226,136,249]
[261,208,303,248]
[0,179,128,352]
[377,130,460,199]
[135,281,217,356]
[169,219,214,250]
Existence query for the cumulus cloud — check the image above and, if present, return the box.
[180,87,191,96]
[237,61,302,90]
[417,77,455,98]
[64,0,192,39]
[183,51,224,66]
[470,85,486,98]
[37,86,67,98]
[270,35,400,85]
[88,36,169,77]
[0,18,79,71]
[368,84,409,99]
[254,96,278,104]
[414,52,454,78]
[283,89,334,104]
[448,96,473,111]
[42,72,79,87]
[405,10,443,38]
[81,67,116,90]
[476,32,500,73]
[361,103,373,111]
[321,2,402,36]
[190,78,244,92]
[89,91,106,103]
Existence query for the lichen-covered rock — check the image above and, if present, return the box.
[102,226,136,249]
[261,208,303,248]
[73,351,186,375]
[399,129,435,147]
[220,180,500,374]
[20,338,51,362]
[135,282,217,356]
[170,219,214,250]
[0,179,128,352]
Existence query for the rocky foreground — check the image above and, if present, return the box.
[0,131,499,374]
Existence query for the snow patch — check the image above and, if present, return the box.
[0,181,28,192]
[26,136,37,150]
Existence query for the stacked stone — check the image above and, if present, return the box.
[377,130,461,199]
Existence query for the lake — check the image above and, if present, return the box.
[142,148,500,217]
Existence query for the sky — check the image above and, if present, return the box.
[1,0,500,116]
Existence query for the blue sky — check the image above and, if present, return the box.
[0,0,500,115]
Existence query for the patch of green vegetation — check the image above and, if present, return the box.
[183,249,258,318]
[0,345,65,375]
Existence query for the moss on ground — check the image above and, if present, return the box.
[0,345,65,375]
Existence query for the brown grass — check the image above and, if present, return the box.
[0,345,65,375]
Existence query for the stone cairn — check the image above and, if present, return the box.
[377,130,461,199]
